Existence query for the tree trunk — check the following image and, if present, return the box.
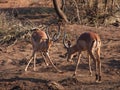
[52,0,69,23]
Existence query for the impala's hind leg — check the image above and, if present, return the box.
[73,51,81,77]
[96,47,101,82]
[88,50,98,82]
[33,52,37,71]
[87,53,92,76]
[25,51,35,71]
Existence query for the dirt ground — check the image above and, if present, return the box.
[0,0,120,90]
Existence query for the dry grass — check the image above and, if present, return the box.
[0,12,37,46]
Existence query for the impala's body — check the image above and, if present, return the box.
[67,32,101,61]
[25,27,62,72]
[63,32,101,82]
[31,30,51,52]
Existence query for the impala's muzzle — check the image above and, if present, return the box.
[67,53,73,62]
[63,52,72,62]
[67,58,73,62]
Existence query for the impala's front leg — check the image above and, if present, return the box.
[41,52,49,66]
[73,51,81,77]
[96,48,101,82]
[33,53,37,71]
[25,51,35,71]
[45,52,62,73]
[88,50,99,82]
[25,57,33,71]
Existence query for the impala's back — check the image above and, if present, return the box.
[25,25,62,72]
[77,32,101,51]
[31,29,50,52]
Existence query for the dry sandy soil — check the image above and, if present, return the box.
[0,0,120,90]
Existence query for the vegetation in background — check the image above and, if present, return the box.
[0,0,120,46]
[53,0,120,26]
[0,12,37,46]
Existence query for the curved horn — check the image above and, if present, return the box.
[52,24,61,42]
[63,31,69,49]
[45,26,50,40]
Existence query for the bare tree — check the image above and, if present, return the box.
[52,0,120,25]
[52,0,69,23]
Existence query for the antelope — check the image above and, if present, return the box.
[25,25,62,73]
[63,31,101,82]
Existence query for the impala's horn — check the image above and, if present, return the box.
[46,26,50,40]
[52,24,61,42]
[63,31,71,49]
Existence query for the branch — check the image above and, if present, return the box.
[72,0,81,23]
[53,0,69,23]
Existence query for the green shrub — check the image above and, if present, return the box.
[0,12,35,45]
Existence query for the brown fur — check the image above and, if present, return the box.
[25,29,62,72]
[64,32,101,82]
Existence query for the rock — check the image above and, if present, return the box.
[10,85,22,90]
[47,80,65,90]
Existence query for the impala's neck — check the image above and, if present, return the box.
[67,44,78,61]
[70,44,78,54]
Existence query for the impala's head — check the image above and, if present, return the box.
[31,24,61,51]
[46,24,61,42]
[65,41,73,62]
[63,32,77,62]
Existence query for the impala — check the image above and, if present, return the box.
[25,25,62,73]
[63,31,101,82]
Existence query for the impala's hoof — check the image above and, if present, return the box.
[96,80,102,83]
[68,59,73,62]
[45,63,49,66]
[59,71,64,74]
[25,69,27,72]
[33,68,37,71]
[89,73,92,76]
[95,74,101,83]
[57,70,63,73]
[72,74,76,78]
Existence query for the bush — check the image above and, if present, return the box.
[63,0,120,26]
[0,12,36,46]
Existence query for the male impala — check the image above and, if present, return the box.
[63,31,101,82]
[25,25,62,73]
